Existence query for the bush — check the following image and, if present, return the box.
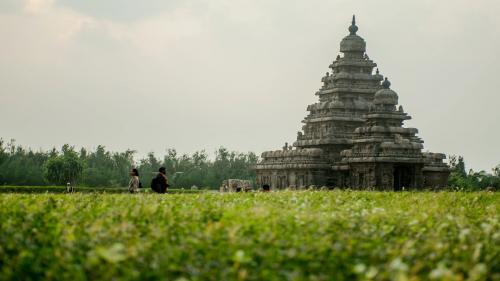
[0,191,498,280]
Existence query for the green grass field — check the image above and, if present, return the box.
[0,191,498,281]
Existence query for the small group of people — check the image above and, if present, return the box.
[128,167,169,194]
[129,167,272,193]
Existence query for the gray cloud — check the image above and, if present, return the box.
[0,0,22,13]
[55,0,180,21]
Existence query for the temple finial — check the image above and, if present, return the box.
[349,15,358,35]
[382,77,391,89]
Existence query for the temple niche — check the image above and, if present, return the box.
[254,16,449,190]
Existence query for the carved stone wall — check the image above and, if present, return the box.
[255,148,330,189]
[256,169,328,189]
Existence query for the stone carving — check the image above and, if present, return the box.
[254,16,449,190]
[220,179,252,192]
[394,134,403,144]
[282,142,289,151]
[321,72,330,88]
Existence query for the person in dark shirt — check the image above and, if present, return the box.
[151,167,169,193]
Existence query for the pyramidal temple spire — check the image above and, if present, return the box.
[255,15,450,190]
[349,14,358,35]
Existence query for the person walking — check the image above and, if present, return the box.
[151,167,169,193]
[129,168,140,193]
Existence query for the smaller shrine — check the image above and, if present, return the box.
[333,78,447,189]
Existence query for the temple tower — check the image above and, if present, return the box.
[254,16,449,190]
[294,15,384,164]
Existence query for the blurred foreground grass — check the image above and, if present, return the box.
[0,191,498,281]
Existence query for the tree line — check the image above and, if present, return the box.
[447,155,500,190]
[0,139,257,189]
[1,138,498,190]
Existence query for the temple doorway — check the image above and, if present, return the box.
[393,165,412,191]
[277,176,287,189]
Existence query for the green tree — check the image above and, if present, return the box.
[447,156,500,190]
[138,152,162,187]
[45,145,84,185]
[79,145,135,187]
[449,155,466,177]
[0,139,49,185]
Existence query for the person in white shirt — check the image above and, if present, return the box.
[128,168,140,193]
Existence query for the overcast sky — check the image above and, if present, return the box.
[1,0,499,171]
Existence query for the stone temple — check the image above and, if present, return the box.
[254,16,450,190]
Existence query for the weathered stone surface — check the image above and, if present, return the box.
[254,16,449,190]
[220,179,253,192]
